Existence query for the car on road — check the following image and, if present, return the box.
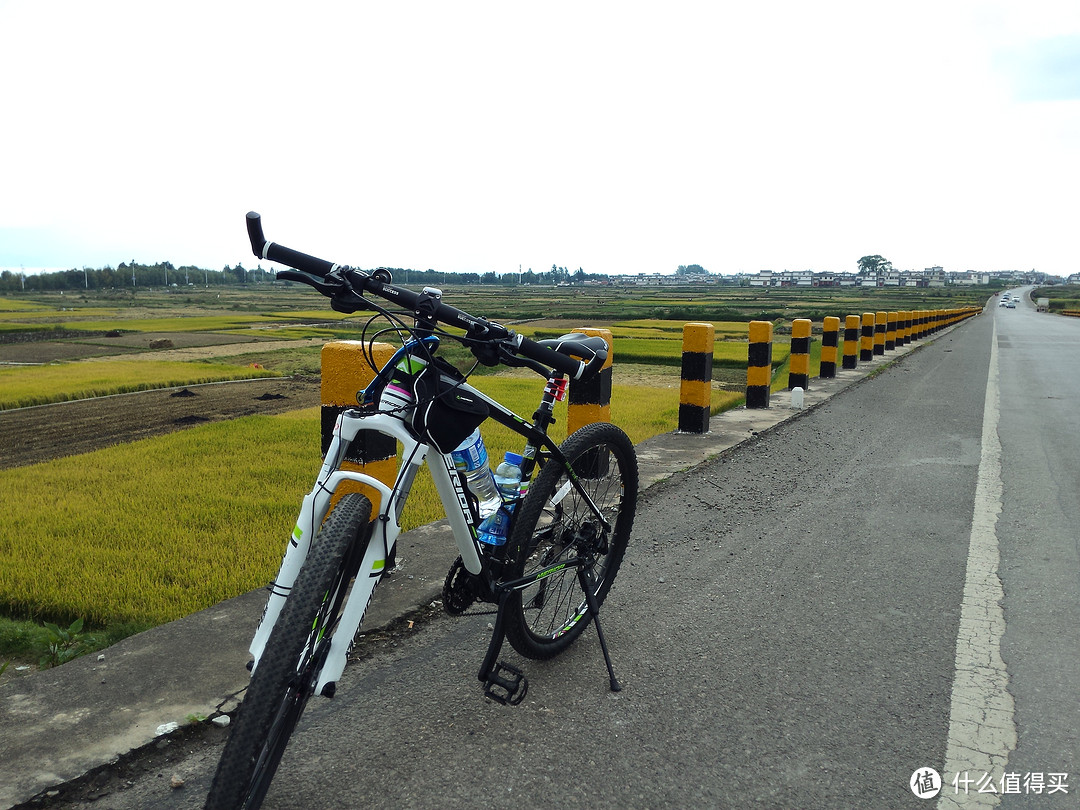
[1006,300,1016,308]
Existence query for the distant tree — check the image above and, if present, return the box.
[676,264,708,276]
[858,255,893,276]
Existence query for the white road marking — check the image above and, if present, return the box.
[938,320,1016,808]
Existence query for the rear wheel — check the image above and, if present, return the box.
[204,494,372,810]
[503,422,637,659]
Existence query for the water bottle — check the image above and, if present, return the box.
[378,379,414,415]
[494,452,523,502]
[474,452,523,547]
[451,428,502,535]
[378,355,426,416]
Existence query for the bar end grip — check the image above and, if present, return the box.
[246,211,265,258]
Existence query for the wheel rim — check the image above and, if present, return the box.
[519,441,626,641]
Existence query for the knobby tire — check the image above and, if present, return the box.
[504,422,637,659]
[204,494,373,810]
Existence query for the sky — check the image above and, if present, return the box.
[3,0,1080,279]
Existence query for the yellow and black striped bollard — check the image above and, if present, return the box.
[860,313,875,362]
[567,327,613,433]
[788,318,811,390]
[843,314,860,370]
[874,311,887,356]
[321,341,398,511]
[820,316,839,378]
[746,320,773,408]
[569,328,613,476]
[679,322,714,434]
[886,312,898,351]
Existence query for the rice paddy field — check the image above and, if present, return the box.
[0,280,996,644]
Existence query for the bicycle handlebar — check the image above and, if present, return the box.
[246,212,602,380]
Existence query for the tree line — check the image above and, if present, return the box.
[0,261,267,293]
[0,261,623,293]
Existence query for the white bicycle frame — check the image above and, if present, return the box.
[248,381,510,696]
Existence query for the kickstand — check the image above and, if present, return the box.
[477,589,528,705]
[579,567,622,693]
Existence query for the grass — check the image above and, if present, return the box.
[0,411,316,627]
[0,360,280,409]
[59,314,289,332]
[613,336,791,369]
[0,297,50,312]
[0,616,152,669]
[0,370,741,634]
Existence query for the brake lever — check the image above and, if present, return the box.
[495,341,551,377]
[276,269,344,296]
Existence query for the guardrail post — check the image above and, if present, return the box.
[820,316,839,379]
[886,311,898,351]
[788,318,811,390]
[746,320,773,408]
[321,340,398,510]
[568,327,613,434]
[860,313,875,362]
[569,327,613,477]
[679,322,714,434]
[897,310,910,347]
[874,311,887,356]
[843,315,860,369]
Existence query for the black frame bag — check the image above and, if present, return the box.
[411,358,489,454]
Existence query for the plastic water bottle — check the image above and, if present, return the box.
[494,452,523,502]
[378,379,414,415]
[474,452,523,547]
[451,428,501,530]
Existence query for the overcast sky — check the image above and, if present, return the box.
[3,0,1079,278]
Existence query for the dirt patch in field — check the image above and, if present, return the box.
[0,331,302,365]
[0,377,322,470]
[0,334,337,469]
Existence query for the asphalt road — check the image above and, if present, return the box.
[994,292,1080,809]
[39,293,1079,810]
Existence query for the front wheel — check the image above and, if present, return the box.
[205,494,372,810]
[503,422,638,660]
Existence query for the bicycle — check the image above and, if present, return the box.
[204,213,639,810]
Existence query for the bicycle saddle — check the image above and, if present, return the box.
[534,334,608,378]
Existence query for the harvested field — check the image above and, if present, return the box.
[0,331,328,469]
[0,377,321,469]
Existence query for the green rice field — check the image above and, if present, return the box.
[0,281,996,643]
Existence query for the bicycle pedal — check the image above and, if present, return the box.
[483,661,528,706]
